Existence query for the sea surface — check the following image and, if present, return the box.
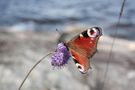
[0,0,135,40]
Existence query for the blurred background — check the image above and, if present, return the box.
[0,0,135,90]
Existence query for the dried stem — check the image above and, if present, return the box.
[102,0,127,89]
[18,52,53,90]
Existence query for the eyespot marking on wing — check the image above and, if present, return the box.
[87,27,102,38]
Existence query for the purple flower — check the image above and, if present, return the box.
[51,42,71,67]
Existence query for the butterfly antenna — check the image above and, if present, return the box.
[18,52,53,90]
[102,0,127,89]
[56,28,66,43]
[56,28,62,35]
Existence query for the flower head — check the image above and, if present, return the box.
[51,42,71,67]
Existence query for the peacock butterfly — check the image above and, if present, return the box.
[64,27,102,74]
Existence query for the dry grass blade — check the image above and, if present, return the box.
[18,52,53,90]
[102,0,127,89]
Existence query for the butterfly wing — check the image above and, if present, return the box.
[66,27,102,74]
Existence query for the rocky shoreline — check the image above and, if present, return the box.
[0,30,135,90]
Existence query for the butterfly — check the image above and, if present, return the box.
[64,27,102,74]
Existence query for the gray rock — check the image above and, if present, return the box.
[0,30,135,90]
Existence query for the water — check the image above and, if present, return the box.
[0,0,135,40]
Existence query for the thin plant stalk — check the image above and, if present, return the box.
[18,52,53,90]
[102,0,127,89]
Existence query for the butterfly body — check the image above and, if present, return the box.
[65,27,102,74]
